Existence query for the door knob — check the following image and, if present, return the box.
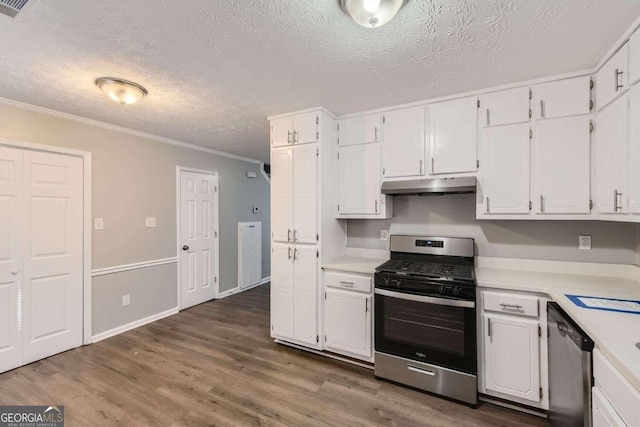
[10,269,19,275]
[182,245,189,251]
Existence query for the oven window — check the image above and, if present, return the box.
[383,297,465,357]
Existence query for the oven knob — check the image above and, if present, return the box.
[438,285,446,294]
[452,286,461,296]
[392,279,401,288]
[383,277,390,286]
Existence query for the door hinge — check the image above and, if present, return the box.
[316,234,319,241]
[215,231,218,238]
[316,250,319,258]
[337,152,340,160]
[382,116,386,124]
[589,100,594,111]
[589,199,593,210]
[529,201,533,211]
[529,89,533,100]
[337,137,340,145]
[316,132,319,140]
[538,325,542,337]
[315,115,319,125]
[590,78,594,90]
[382,167,385,175]
[324,292,327,300]
[529,108,533,119]
[365,298,369,313]
[271,324,274,331]
[589,121,594,133]
[540,387,543,399]
[487,318,492,337]
[316,148,319,157]
[215,276,218,283]
[316,335,319,343]
[477,99,480,108]
[476,159,480,168]
[337,123,340,131]
[529,128,533,139]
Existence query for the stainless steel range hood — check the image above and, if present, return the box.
[381,177,476,196]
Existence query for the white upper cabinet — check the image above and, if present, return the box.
[271,147,293,242]
[627,84,640,213]
[338,143,390,217]
[595,95,628,214]
[381,106,426,179]
[294,112,320,145]
[482,123,531,214]
[271,117,294,147]
[596,42,629,112]
[292,144,318,243]
[534,116,591,214]
[532,77,592,120]
[428,96,478,175]
[338,114,381,146]
[481,87,531,127]
[630,30,640,86]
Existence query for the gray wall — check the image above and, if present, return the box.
[348,195,638,265]
[0,103,270,335]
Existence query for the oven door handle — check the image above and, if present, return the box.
[375,289,475,308]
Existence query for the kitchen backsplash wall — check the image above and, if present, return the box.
[347,195,639,265]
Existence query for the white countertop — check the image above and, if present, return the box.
[477,266,640,393]
[322,256,386,275]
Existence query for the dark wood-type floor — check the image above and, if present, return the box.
[0,284,550,426]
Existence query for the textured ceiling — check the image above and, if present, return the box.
[1,0,640,162]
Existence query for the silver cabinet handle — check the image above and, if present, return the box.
[375,199,378,213]
[500,303,523,310]
[486,196,490,214]
[486,109,490,126]
[293,248,298,261]
[420,158,424,175]
[288,247,292,260]
[540,100,545,118]
[615,69,624,91]
[293,130,298,144]
[408,366,435,376]
[287,130,292,144]
[339,281,354,287]
[287,229,291,242]
[487,318,491,338]
[365,298,369,313]
[293,229,298,242]
[540,195,544,213]
[374,126,378,141]
[614,189,623,212]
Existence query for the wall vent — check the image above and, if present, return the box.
[1,0,39,19]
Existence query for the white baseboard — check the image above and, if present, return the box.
[217,276,270,299]
[91,307,179,343]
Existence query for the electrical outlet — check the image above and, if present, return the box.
[380,229,389,241]
[122,294,131,307]
[145,217,157,228]
[579,235,592,250]
[94,218,104,230]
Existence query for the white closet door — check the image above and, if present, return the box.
[22,150,83,365]
[0,147,23,373]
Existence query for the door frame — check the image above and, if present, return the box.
[0,138,93,345]
[176,166,220,309]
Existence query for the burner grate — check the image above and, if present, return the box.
[377,260,474,281]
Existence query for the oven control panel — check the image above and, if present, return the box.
[374,273,476,301]
[415,239,444,248]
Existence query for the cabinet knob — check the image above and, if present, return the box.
[10,268,19,275]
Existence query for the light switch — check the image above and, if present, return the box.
[94,218,104,230]
[253,207,259,214]
[145,217,157,228]
[122,294,131,307]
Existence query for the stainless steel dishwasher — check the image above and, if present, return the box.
[547,302,594,427]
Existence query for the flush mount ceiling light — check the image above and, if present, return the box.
[340,0,408,28]
[95,77,148,105]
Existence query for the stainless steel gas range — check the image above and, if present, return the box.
[374,235,477,406]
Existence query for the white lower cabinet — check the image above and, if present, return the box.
[322,270,373,362]
[593,387,627,427]
[479,290,548,409]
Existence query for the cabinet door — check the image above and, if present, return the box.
[429,97,478,174]
[596,43,629,112]
[271,244,294,339]
[292,144,318,243]
[294,112,319,146]
[592,387,627,427]
[532,77,592,120]
[271,117,293,147]
[293,246,318,346]
[338,144,381,215]
[628,85,640,213]
[630,30,640,86]
[338,114,381,146]
[381,106,426,178]
[595,95,628,214]
[271,148,293,242]
[324,289,371,359]
[534,116,591,214]
[482,87,530,127]
[482,124,531,214]
[484,314,541,403]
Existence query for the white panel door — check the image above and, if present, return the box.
[271,117,293,147]
[532,77,592,120]
[482,87,531,127]
[338,114,380,146]
[534,116,591,214]
[324,289,371,359]
[484,314,541,403]
[22,150,83,365]
[292,144,317,244]
[482,124,531,214]
[628,85,640,213]
[381,106,426,178]
[429,96,478,174]
[293,112,319,146]
[595,95,628,214]
[271,244,293,339]
[0,147,23,373]
[179,171,217,310]
[338,143,381,215]
[293,246,318,346]
[596,43,629,112]
[271,148,293,242]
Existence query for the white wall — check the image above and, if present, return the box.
[347,195,638,265]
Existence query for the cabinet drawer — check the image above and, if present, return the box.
[483,291,539,317]
[594,349,640,426]
[324,271,372,293]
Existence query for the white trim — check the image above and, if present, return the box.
[91,307,179,343]
[267,106,336,121]
[259,162,271,184]
[0,138,93,346]
[216,286,240,299]
[217,276,270,299]
[92,257,178,277]
[176,166,220,309]
[0,97,262,165]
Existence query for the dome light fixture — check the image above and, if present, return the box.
[95,77,148,105]
[340,0,408,28]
